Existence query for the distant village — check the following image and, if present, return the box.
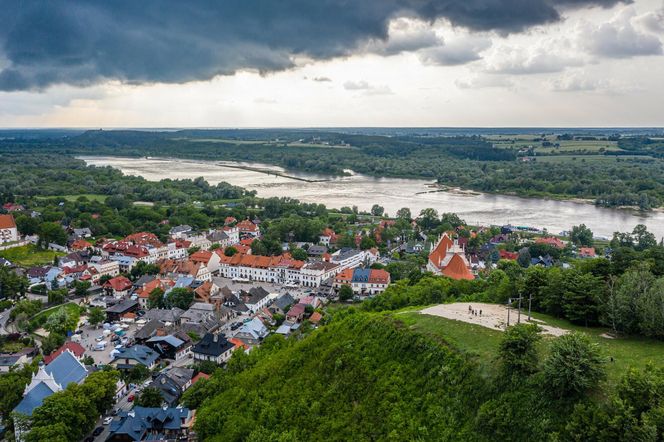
[0,201,603,441]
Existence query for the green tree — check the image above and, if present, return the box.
[148,287,165,309]
[224,246,238,256]
[637,277,664,338]
[633,224,657,251]
[570,224,594,247]
[289,247,308,261]
[124,364,150,383]
[359,236,376,250]
[47,288,67,305]
[396,207,411,221]
[74,280,91,297]
[165,287,194,310]
[498,323,541,379]
[543,332,606,399]
[88,306,106,327]
[135,386,163,407]
[418,208,439,230]
[371,204,384,217]
[42,332,66,354]
[37,222,67,247]
[44,308,72,335]
[339,284,353,301]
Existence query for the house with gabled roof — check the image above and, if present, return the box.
[13,350,88,439]
[110,345,159,370]
[192,333,235,364]
[233,317,269,346]
[106,406,194,442]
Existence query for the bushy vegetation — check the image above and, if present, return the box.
[185,312,485,441]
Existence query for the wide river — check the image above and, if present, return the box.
[80,156,664,239]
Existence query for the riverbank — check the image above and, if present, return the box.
[79,155,664,238]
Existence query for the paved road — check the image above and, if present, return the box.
[0,306,14,334]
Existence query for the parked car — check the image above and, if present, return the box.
[93,426,104,436]
[127,394,134,402]
[103,417,113,425]
[84,437,94,442]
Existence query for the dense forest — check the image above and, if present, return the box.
[2,129,664,209]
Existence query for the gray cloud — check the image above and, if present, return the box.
[581,8,663,58]
[419,36,492,65]
[0,0,630,91]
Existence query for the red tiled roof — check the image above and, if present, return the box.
[70,239,92,250]
[535,237,566,249]
[441,254,475,280]
[309,312,323,324]
[428,233,454,270]
[236,220,258,232]
[104,275,133,292]
[499,250,519,260]
[369,269,390,284]
[190,250,213,264]
[44,341,85,365]
[191,372,210,385]
[0,214,16,229]
[229,337,249,350]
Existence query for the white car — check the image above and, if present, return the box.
[103,417,113,425]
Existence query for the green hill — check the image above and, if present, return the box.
[187,312,485,441]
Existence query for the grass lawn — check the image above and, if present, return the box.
[398,310,664,386]
[398,311,502,377]
[31,302,82,331]
[0,244,64,267]
[35,193,108,202]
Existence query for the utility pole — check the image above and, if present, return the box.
[517,295,522,324]
[507,298,511,327]
[528,293,533,321]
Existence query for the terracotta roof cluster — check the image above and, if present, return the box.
[224,217,237,225]
[217,252,304,270]
[135,279,175,299]
[428,233,474,281]
[124,232,163,247]
[70,239,93,250]
[190,250,213,265]
[236,220,258,232]
[159,259,205,278]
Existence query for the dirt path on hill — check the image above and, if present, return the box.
[419,302,568,336]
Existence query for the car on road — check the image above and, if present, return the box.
[84,436,94,442]
[230,322,241,330]
[95,335,103,341]
[92,426,104,436]
[103,417,113,425]
[127,394,134,402]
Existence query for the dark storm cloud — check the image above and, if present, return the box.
[0,0,629,90]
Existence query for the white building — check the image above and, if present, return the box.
[0,214,19,244]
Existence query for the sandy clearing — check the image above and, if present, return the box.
[419,302,568,336]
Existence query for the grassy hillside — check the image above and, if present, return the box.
[399,310,664,386]
[189,312,486,441]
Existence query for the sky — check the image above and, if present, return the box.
[0,0,663,128]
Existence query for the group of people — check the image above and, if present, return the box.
[468,305,482,317]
